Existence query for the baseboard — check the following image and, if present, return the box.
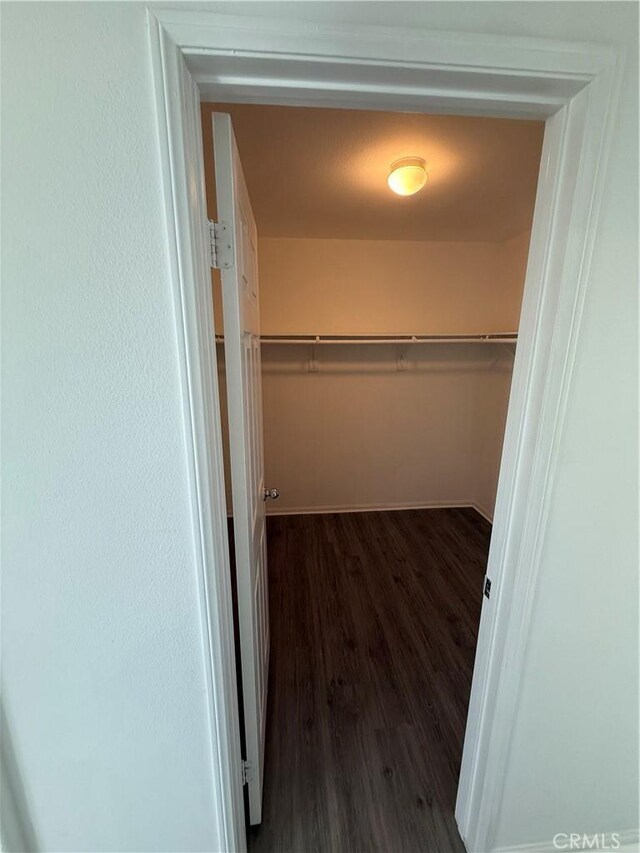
[266,499,492,521]
[492,828,639,853]
[619,833,640,852]
[470,501,494,524]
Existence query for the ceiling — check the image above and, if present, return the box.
[201,103,544,243]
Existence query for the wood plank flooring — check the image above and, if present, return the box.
[249,508,491,853]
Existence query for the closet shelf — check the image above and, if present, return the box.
[217,333,518,345]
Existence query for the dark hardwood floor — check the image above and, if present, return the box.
[249,508,491,853]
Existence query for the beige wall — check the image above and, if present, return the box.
[259,237,524,335]
[258,235,528,517]
[471,349,515,517]
[262,343,514,517]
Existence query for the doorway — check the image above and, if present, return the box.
[149,11,620,851]
[203,102,542,850]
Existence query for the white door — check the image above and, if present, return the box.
[212,113,272,825]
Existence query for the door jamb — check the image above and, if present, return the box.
[147,10,624,852]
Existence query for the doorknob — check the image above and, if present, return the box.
[263,488,279,501]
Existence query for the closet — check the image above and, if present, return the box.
[201,102,543,852]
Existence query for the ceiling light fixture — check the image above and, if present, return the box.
[387,157,428,196]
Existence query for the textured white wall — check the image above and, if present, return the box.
[2,4,221,851]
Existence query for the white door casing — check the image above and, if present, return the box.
[149,10,624,852]
[212,112,270,826]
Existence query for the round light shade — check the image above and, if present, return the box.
[387,157,428,196]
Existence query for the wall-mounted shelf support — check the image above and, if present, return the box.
[259,333,518,345]
[215,333,518,371]
[217,333,518,345]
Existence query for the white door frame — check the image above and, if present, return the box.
[147,9,624,852]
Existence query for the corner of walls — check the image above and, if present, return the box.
[257,234,528,517]
[469,230,531,520]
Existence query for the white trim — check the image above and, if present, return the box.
[470,502,494,525]
[459,49,625,853]
[618,833,640,853]
[492,828,640,853]
[264,500,492,520]
[147,12,245,853]
[147,9,624,852]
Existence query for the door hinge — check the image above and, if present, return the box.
[484,577,492,599]
[241,760,253,786]
[208,221,233,270]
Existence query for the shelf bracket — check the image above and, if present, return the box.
[308,336,320,373]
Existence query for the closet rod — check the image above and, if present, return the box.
[255,333,518,345]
